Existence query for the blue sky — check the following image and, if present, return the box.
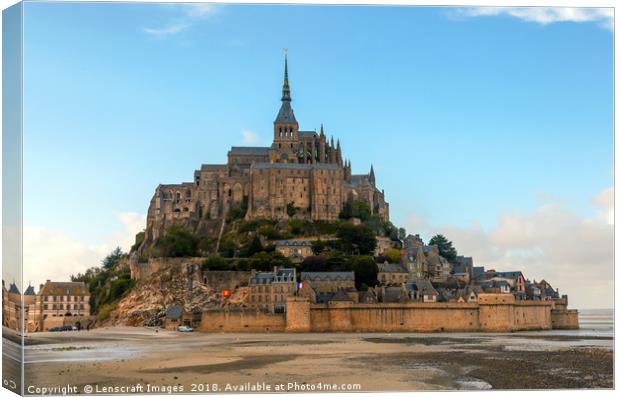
[19,3,613,308]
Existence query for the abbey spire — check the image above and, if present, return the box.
[281,52,291,101]
[274,52,298,126]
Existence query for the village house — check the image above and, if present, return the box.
[247,267,296,313]
[525,279,542,300]
[36,281,91,331]
[402,249,425,279]
[479,279,511,294]
[455,286,481,303]
[406,279,439,302]
[377,262,409,285]
[300,271,355,293]
[2,282,36,332]
[474,268,526,293]
[536,279,561,300]
[275,240,313,263]
[375,285,408,303]
[452,255,474,282]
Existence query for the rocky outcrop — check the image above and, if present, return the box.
[104,260,249,327]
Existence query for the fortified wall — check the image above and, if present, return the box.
[200,294,579,333]
[129,257,205,280]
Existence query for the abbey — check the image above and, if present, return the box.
[145,55,389,242]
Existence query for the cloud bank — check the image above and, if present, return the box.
[456,7,614,31]
[142,3,219,37]
[23,212,146,289]
[405,187,613,310]
[241,129,259,145]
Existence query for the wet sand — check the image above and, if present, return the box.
[18,326,613,393]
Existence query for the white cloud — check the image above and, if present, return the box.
[142,3,219,37]
[241,129,259,145]
[404,187,614,310]
[456,7,614,31]
[592,186,614,225]
[142,23,190,37]
[184,3,217,19]
[22,212,146,290]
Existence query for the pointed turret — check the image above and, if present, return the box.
[274,51,298,143]
[369,164,376,185]
[320,124,325,139]
[281,52,291,102]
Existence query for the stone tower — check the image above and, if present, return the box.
[273,53,299,163]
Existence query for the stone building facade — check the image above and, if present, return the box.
[2,280,91,332]
[144,55,389,243]
[247,267,296,313]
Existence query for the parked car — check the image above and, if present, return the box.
[177,325,193,332]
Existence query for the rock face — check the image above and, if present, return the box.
[105,261,249,327]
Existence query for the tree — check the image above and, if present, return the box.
[242,235,263,257]
[158,226,198,257]
[428,234,457,262]
[300,255,328,272]
[336,223,377,255]
[202,255,230,271]
[339,199,371,221]
[102,247,124,270]
[398,227,407,241]
[347,256,379,289]
[286,202,298,217]
[384,248,402,263]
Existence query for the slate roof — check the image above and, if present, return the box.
[199,164,227,171]
[415,279,439,296]
[252,162,339,170]
[275,101,297,124]
[228,147,271,156]
[39,281,88,296]
[24,285,36,295]
[491,271,523,280]
[350,174,370,186]
[301,272,355,282]
[166,305,183,320]
[383,286,404,303]
[298,131,318,138]
[472,266,485,279]
[250,268,295,284]
[358,290,377,303]
[377,262,408,273]
[329,290,353,302]
[8,283,19,294]
[276,240,312,247]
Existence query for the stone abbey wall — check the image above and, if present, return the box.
[199,294,578,333]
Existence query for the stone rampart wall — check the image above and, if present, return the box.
[551,309,580,329]
[200,309,285,332]
[130,257,205,280]
[200,294,576,333]
[202,270,254,291]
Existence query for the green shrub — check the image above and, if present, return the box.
[97,303,117,322]
[258,225,281,240]
[202,255,231,270]
[157,225,198,257]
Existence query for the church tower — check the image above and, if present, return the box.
[274,53,299,147]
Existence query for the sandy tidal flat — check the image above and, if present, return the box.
[17,323,613,394]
